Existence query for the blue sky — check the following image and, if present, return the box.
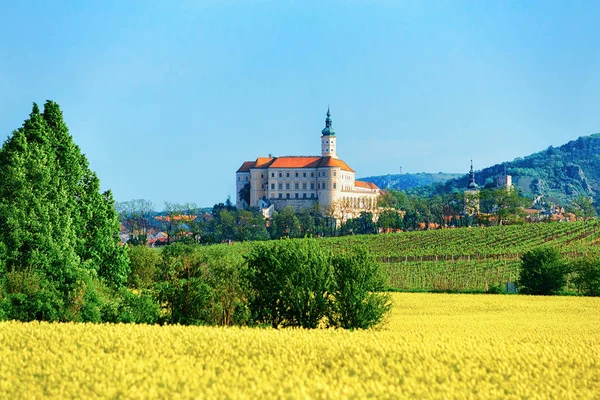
[1,1,599,209]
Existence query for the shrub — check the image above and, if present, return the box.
[328,248,390,329]
[118,290,161,324]
[1,270,63,321]
[245,239,332,328]
[518,247,568,295]
[571,255,600,296]
[127,245,160,289]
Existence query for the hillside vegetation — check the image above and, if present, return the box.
[417,133,600,206]
[359,172,462,191]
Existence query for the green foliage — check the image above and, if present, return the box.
[155,243,251,325]
[0,101,129,322]
[118,290,161,324]
[127,245,160,289]
[245,239,332,328]
[328,248,390,329]
[518,247,568,295]
[271,206,301,238]
[571,255,600,296]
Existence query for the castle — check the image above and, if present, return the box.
[236,108,380,220]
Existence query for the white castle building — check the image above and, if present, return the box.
[236,108,380,220]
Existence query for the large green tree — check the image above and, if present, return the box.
[0,101,129,321]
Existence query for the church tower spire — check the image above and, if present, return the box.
[320,106,338,158]
[468,159,478,189]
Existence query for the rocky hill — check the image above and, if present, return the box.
[411,133,600,206]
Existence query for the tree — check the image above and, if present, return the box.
[328,248,390,329]
[571,255,600,296]
[518,247,568,295]
[245,239,332,328]
[0,101,129,321]
[115,199,155,245]
[271,206,300,239]
[569,196,597,222]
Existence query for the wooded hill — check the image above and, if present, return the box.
[382,133,600,207]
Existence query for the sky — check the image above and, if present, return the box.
[1,1,599,209]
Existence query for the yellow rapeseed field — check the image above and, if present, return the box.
[1,293,599,399]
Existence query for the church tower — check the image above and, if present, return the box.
[321,107,338,158]
[464,159,480,215]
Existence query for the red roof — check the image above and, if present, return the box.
[236,161,255,173]
[269,156,321,169]
[355,180,379,190]
[238,156,355,172]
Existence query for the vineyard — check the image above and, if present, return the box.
[223,220,600,292]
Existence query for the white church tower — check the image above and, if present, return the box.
[320,107,338,158]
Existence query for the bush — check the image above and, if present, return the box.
[127,245,160,289]
[245,239,332,328]
[2,270,63,321]
[118,290,161,324]
[518,247,568,295]
[328,248,390,329]
[571,255,600,296]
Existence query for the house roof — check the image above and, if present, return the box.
[238,156,355,172]
[355,180,379,190]
[236,161,255,173]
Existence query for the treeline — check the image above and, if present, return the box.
[119,186,598,247]
[126,240,389,328]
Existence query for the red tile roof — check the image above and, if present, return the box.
[269,156,321,169]
[236,161,255,173]
[318,157,354,172]
[238,156,355,172]
[355,180,379,190]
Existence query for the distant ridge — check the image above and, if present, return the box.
[387,133,600,206]
[359,172,462,191]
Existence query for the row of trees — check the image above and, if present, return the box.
[126,239,390,328]
[118,186,598,246]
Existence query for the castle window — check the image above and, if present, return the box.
[286,193,290,199]
[295,193,299,198]
[262,184,264,189]
[278,172,282,178]
[311,172,314,177]
[310,183,314,190]
[286,172,290,178]
[303,172,306,177]
[333,183,336,189]
[286,183,290,190]
[261,174,264,178]
[303,183,307,190]
[303,193,307,198]
[333,171,336,176]
[272,173,275,177]
[271,183,275,190]
[279,193,282,199]
[311,193,315,198]
[278,183,282,190]
[295,172,298,177]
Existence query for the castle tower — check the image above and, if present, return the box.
[321,107,338,158]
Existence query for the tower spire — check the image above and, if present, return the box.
[468,158,478,189]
